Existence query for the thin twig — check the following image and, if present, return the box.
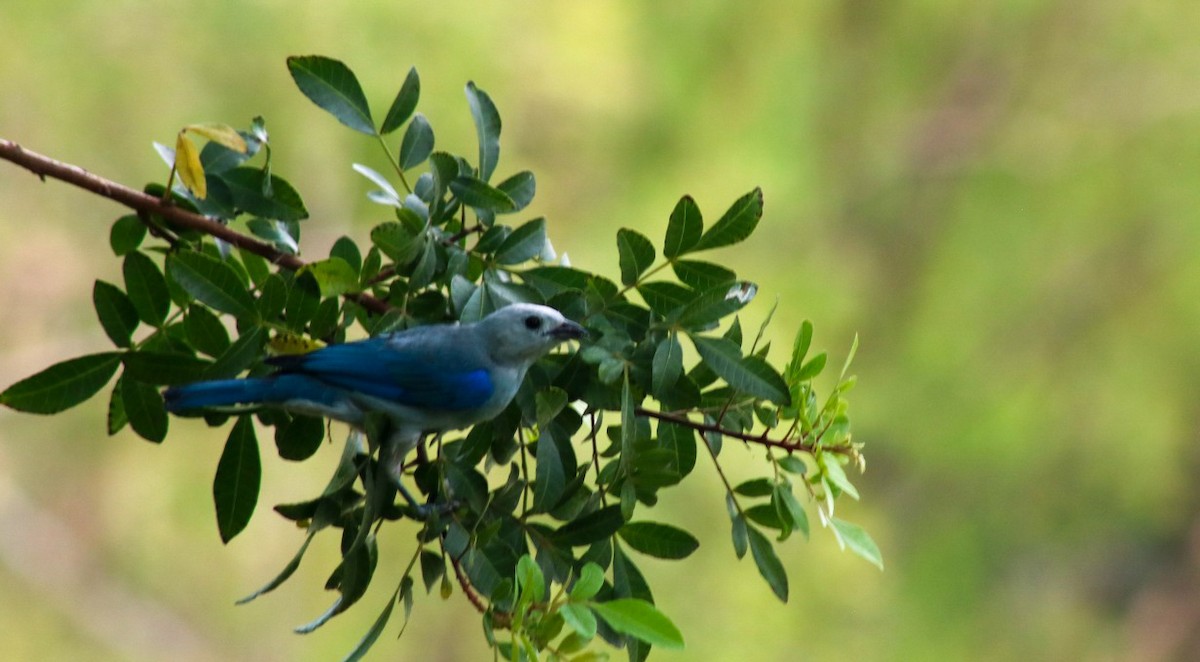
[633,405,851,456]
[0,138,392,315]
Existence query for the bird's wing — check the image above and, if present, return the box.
[267,337,494,411]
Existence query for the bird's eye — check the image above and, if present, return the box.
[524,316,543,330]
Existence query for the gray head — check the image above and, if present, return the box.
[474,303,587,366]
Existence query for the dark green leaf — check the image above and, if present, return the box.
[552,505,625,547]
[663,195,702,259]
[93,280,139,348]
[747,526,788,602]
[109,214,146,256]
[120,376,168,443]
[495,171,535,211]
[0,352,121,414]
[636,282,694,318]
[275,414,325,461]
[166,251,258,320]
[618,522,699,560]
[341,580,398,662]
[671,260,736,290]
[775,484,810,539]
[495,217,547,264]
[287,55,375,135]
[204,325,266,380]
[731,513,748,559]
[589,599,684,651]
[658,422,696,478]
[449,176,516,213]
[107,379,128,435]
[370,220,424,265]
[236,530,316,605]
[734,478,774,497]
[221,168,309,221]
[673,281,756,329]
[831,517,884,570]
[464,81,501,182]
[692,187,763,252]
[213,416,261,543]
[123,252,170,326]
[122,351,212,386]
[691,336,790,404]
[398,113,435,170]
[420,550,445,594]
[616,228,656,287]
[380,66,420,135]
[651,336,683,401]
[330,235,363,274]
[183,304,231,357]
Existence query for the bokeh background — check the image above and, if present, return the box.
[2,1,1198,660]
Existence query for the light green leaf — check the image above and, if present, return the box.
[286,55,375,135]
[588,599,684,651]
[300,257,360,298]
[560,603,597,640]
[831,517,884,570]
[570,563,605,601]
[0,352,122,414]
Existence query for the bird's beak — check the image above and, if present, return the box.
[549,320,588,341]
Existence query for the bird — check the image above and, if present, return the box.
[164,303,586,508]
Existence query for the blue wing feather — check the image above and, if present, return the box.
[266,337,494,411]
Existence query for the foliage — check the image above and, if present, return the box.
[0,55,872,660]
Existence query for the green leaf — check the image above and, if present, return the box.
[0,352,121,414]
[449,176,516,213]
[495,170,535,211]
[775,484,810,540]
[109,214,146,256]
[552,505,625,547]
[570,563,605,601]
[123,252,170,326]
[220,167,309,221]
[236,530,316,605]
[616,228,656,287]
[733,478,774,497]
[213,416,261,543]
[183,304,231,357]
[275,415,325,461]
[166,251,258,320]
[370,220,425,265]
[204,325,266,380]
[618,522,699,560]
[92,280,139,348]
[831,517,884,570]
[746,525,788,602]
[636,282,694,318]
[342,582,398,662]
[690,336,790,404]
[651,335,683,401]
[495,217,547,264]
[330,235,362,274]
[465,81,501,182]
[286,55,375,135]
[120,376,168,443]
[671,260,736,290]
[380,66,420,135]
[663,195,702,259]
[588,599,684,651]
[107,378,128,435]
[561,603,597,640]
[674,281,756,329]
[516,555,546,604]
[300,257,360,298]
[821,454,860,500]
[730,512,748,559]
[122,351,212,386]
[398,113,435,170]
[533,428,568,513]
[796,352,827,382]
[692,187,763,252]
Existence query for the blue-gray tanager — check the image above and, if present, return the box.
[164,303,585,503]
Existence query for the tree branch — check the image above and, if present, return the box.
[634,406,850,456]
[0,138,392,315]
[443,542,512,630]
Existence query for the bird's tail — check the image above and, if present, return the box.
[163,378,275,412]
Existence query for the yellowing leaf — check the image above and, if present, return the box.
[268,332,325,356]
[185,122,248,153]
[175,132,206,199]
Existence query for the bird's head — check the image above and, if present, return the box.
[476,303,587,366]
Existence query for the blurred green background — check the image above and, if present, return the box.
[2,1,1198,660]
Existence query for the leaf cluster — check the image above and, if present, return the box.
[0,55,876,660]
